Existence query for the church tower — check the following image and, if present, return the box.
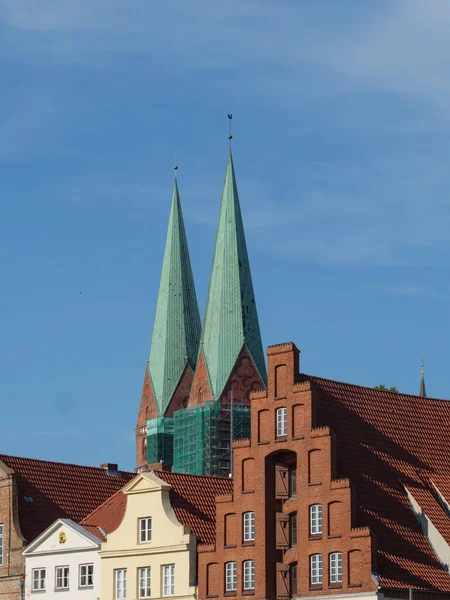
[136,176,201,470]
[172,147,267,476]
[189,149,267,407]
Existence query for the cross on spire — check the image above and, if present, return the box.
[420,358,427,398]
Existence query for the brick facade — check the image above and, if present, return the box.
[198,343,376,600]
[0,462,26,600]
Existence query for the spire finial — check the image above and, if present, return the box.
[227,114,233,146]
[174,150,178,176]
[420,357,427,398]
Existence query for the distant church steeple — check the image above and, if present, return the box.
[136,172,201,469]
[420,358,427,398]
[190,137,266,407]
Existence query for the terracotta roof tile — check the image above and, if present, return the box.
[0,454,134,542]
[303,374,450,592]
[156,471,233,545]
[81,471,232,546]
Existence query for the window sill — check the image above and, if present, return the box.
[54,589,70,592]
[275,437,287,443]
[329,583,342,589]
[274,396,287,400]
[207,595,219,598]
[242,591,255,596]
[308,481,322,486]
[309,534,322,540]
[349,583,362,588]
[292,435,304,440]
[78,587,94,590]
[257,440,270,445]
[242,541,255,547]
[242,490,254,494]
[328,534,341,539]
[224,593,236,597]
[224,544,237,549]
[309,585,323,591]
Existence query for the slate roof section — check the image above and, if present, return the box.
[302,374,450,592]
[148,177,201,415]
[81,470,233,545]
[0,454,134,543]
[201,150,267,399]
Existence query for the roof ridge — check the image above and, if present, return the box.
[0,453,134,474]
[302,373,449,404]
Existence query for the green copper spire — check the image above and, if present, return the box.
[420,358,427,398]
[148,178,201,414]
[201,150,267,399]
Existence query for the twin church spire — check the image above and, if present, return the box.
[136,143,266,471]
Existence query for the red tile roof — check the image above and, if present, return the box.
[0,454,134,543]
[81,488,128,537]
[156,471,233,545]
[303,374,450,592]
[82,471,233,545]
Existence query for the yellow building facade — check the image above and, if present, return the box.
[99,472,197,600]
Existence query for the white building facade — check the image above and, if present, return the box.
[23,519,101,600]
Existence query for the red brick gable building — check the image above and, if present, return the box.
[198,342,450,600]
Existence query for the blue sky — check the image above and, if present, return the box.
[2,0,450,471]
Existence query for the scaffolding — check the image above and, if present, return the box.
[146,416,174,465]
[173,401,250,477]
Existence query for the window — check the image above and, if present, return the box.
[276,407,287,437]
[79,563,94,587]
[290,563,298,596]
[243,560,255,591]
[116,569,127,599]
[289,513,297,547]
[243,512,255,542]
[0,524,3,566]
[139,567,151,598]
[310,504,323,535]
[55,566,69,590]
[330,552,343,584]
[310,554,322,586]
[289,466,297,496]
[32,568,46,592]
[140,517,152,543]
[225,562,237,592]
[163,564,175,596]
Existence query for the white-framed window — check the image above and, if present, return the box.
[310,504,323,535]
[32,568,46,592]
[55,566,69,590]
[310,554,323,586]
[225,562,237,592]
[330,552,343,584]
[276,407,287,437]
[0,524,3,567]
[243,560,255,591]
[243,512,255,542]
[115,569,127,599]
[139,517,152,543]
[79,563,94,587]
[163,564,175,596]
[139,567,151,598]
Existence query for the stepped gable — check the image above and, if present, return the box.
[0,454,133,542]
[81,471,233,546]
[303,374,450,592]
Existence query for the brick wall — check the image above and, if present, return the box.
[198,342,376,600]
[0,462,26,600]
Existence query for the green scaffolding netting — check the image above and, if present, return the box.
[146,416,174,465]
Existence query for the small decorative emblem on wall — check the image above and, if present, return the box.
[59,531,67,544]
